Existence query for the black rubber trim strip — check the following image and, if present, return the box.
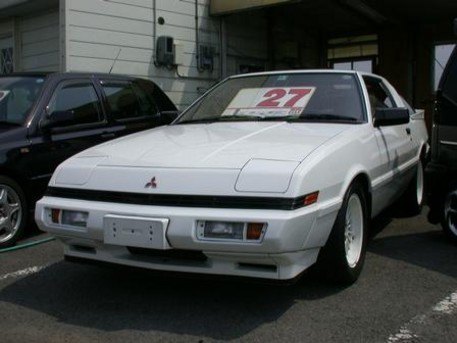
[45,187,309,210]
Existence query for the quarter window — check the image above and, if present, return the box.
[102,81,158,120]
[363,76,395,116]
[48,82,102,125]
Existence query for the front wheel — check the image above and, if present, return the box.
[441,188,457,243]
[0,176,28,248]
[318,182,368,284]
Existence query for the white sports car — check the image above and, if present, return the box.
[35,70,428,284]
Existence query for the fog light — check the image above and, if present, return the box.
[197,221,266,242]
[61,210,88,228]
[203,221,244,240]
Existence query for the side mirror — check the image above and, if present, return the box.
[160,110,180,125]
[40,110,75,130]
[374,107,410,127]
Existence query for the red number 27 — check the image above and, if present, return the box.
[257,88,311,107]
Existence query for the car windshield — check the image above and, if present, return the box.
[0,76,45,125]
[176,72,365,124]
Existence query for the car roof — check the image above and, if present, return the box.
[227,69,380,80]
[0,71,142,81]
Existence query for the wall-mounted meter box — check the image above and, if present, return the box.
[156,36,175,66]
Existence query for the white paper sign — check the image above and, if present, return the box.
[223,87,315,117]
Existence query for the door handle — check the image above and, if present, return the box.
[405,128,411,135]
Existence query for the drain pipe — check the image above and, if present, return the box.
[152,0,159,67]
[195,0,204,72]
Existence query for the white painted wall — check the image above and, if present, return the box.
[0,0,268,109]
[20,10,60,71]
[63,0,220,109]
[63,0,268,109]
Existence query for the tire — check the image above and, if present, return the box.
[441,187,457,244]
[399,159,425,216]
[318,182,368,285]
[0,176,28,248]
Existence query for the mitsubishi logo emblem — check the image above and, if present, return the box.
[145,177,157,189]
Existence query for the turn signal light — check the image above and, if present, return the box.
[304,191,319,206]
[51,209,61,224]
[247,223,264,240]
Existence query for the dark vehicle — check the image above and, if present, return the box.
[0,72,178,247]
[427,20,457,242]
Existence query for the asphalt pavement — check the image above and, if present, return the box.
[0,209,456,343]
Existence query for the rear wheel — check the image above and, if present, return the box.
[399,160,425,216]
[0,176,28,248]
[442,187,457,243]
[318,182,368,284]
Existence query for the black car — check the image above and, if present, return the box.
[0,72,178,247]
[426,20,457,242]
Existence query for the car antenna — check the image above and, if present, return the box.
[109,48,122,74]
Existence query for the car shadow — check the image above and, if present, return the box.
[367,209,457,279]
[0,259,348,340]
[1,211,455,340]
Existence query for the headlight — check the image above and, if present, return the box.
[197,221,266,242]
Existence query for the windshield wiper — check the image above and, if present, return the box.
[292,114,360,122]
[176,117,221,125]
[178,114,264,124]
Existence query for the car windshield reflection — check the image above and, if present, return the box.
[176,72,366,125]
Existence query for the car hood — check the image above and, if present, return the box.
[76,122,349,169]
[52,122,352,194]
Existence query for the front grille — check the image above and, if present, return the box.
[45,187,308,210]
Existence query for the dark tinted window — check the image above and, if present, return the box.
[363,76,395,116]
[441,48,457,104]
[48,82,102,125]
[438,47,457,126]
[102,81,158,120]
[0,76,45,124]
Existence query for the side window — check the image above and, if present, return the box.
[363,76,395,116]
[47,81,102,125]
[439,49,457,126]
[101,81,158,121]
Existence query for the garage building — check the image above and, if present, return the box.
[0,0,456,125]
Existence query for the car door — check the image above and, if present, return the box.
[99,78,162,137]
[363,75,415,202]
[26,78,111,198]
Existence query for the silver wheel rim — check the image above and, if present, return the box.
[444,190,457,237]
[345,194,364,268]
[416,161,424,206]
[0,184,22,244]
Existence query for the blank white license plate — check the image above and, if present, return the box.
[103,215,170,249]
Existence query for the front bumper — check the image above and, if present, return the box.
[35,196,340,280]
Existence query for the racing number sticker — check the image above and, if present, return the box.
[223,87,315,117]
